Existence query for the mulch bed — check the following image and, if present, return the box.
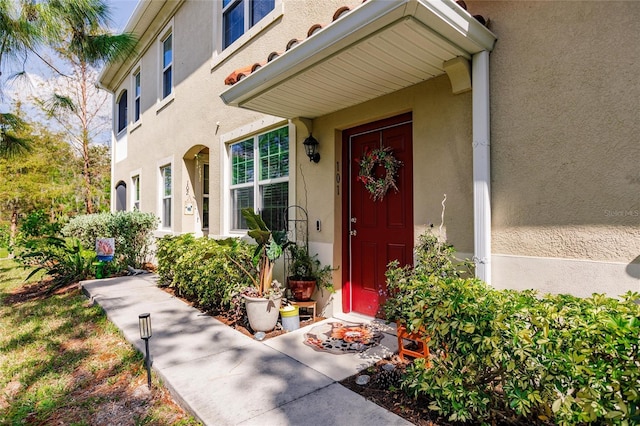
[339,356,445,426]
[157,286,325,340]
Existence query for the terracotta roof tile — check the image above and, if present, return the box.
[224,62,264,85]
[223,1,488,86]
[332,6,351,21]
[307,24,323,37]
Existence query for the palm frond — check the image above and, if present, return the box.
[0,112,32,158]
[43,93,76,116]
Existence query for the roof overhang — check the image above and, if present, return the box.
[220,0,497,119]
[99,0,185,93]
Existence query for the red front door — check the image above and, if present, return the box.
[343,113,414,317]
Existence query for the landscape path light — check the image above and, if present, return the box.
[138,313,152,389]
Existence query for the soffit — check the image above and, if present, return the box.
[220,0,497,119]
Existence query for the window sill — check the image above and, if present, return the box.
[130,121,142,133]
[211,3,284,71]
[156,93,175,114]
[154,229,174,238]
[116,128,127,139]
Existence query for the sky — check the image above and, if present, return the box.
[0,0,141,144]
[107,0,139,32]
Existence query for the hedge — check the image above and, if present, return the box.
[62,211,158,270]
[395,274,640,425]
[156,234,255,315]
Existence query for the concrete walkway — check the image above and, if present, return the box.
[81,275,411,425]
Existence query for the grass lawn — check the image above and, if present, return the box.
[0,259,200,425]
[0,247,8,258]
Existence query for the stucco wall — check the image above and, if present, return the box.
[110,0,364,236]
[308,75,474,252]
[106,0,639,300]
[469,1,640,265]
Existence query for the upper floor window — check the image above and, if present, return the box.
[161,33,173,99]
[133,71,141,122]
[223,0,275,48]
[117,90,128,133]
[230,126,288,231]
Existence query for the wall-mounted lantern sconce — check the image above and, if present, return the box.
[138,313,152,389]
[303,133,320,163]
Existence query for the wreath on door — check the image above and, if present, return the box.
[357,146,402,202]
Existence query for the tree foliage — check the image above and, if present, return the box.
[35,0,135,213]
[0,110,83,244]
[1,0,136,216]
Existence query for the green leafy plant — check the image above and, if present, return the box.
[179,238,254,314]
[239,208,288,298]
[19,209,63,238]
[156,234,196,287]
[286,244,334,293]
[62,211,158,271]
[383,227,639,424]
[396,275,640,425]
[383,228,471,329]
[19,237,95,292]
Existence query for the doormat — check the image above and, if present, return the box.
[304,321,383,354]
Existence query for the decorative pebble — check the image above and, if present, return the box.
[254,331,266,341]
[355,374,370,385]
[382,363,396,371]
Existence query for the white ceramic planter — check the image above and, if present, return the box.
[244,295,282,332]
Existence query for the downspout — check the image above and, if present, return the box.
[472,50,491,283]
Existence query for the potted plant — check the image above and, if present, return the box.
[236,208,287,332]
[286,244,334,301]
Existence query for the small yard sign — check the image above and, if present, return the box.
[96,238,115,261]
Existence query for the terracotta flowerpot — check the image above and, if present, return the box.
[288,278,316,301]
[244,295,282,332]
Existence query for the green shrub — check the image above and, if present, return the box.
[19,237,95,291]
[383,229,471,328]
[156,234,196,287]
[0,224,10,248]
[62,211,158,271]
[384,228,639,424]
[156,235,256,315]
[20,210,64,238]
[395,275,640,425]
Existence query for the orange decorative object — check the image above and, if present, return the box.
[397,324,431,366]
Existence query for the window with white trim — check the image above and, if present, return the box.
[160,165,172,228]
[161,32,173,99]
[117,90,127,133]
[133,70,141,122]
[202,163,209,229]
[132,175,140,211]
[223,0,275,49]
[230,126,288,231]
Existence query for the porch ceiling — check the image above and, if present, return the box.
[220,0,497,119]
